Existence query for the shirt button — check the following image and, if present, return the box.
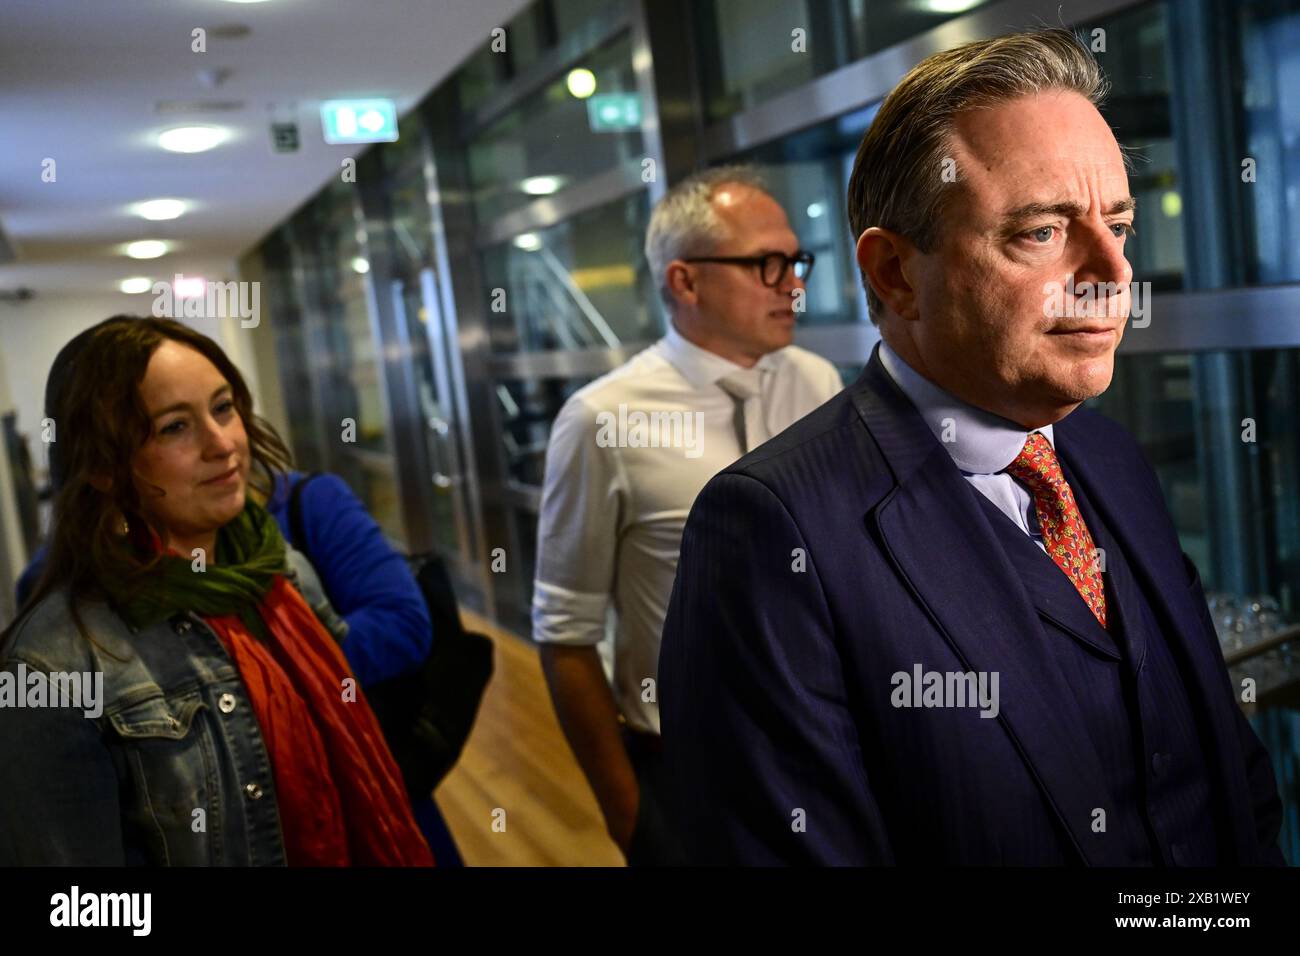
[218,693,237,714]
[175,619,192,634]
[245,783,264,800]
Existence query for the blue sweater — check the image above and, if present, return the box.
[14,470,431,686]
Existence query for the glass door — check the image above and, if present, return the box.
[379,115,482,581]
[388,266,475,570]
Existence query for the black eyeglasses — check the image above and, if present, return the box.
[682,250,815,287]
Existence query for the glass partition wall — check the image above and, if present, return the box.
[243,0,1300,630]
[243,0,1300,855]
[460,3,666,631]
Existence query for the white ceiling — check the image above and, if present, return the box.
[0,0,532,297]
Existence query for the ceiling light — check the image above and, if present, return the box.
[133,199,187,221]
[125,240,169,259]
[919,0,983,13]
[521,176,565,196]
[351,257,370,274]
[174,275,207,298]
[806,202,825,219]
[513,233,542,252]
[158,126,227,153]
[566,68,597,99]
[119,277,153,294]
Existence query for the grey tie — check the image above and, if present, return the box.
[717,367,767,453]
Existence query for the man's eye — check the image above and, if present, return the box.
[1112,222,1136,239]
[1026,226,1057,243]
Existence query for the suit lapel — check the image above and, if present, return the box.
[969,489,1121,661]
[1056,454,1146,669]
[850,349,1127,864]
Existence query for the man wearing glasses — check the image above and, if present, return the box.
[532,165,842,865]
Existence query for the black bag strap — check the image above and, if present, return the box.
[286,471,321,558]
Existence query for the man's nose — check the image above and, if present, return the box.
[1075,220,1133,289]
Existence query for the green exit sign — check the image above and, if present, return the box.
[320,99,399,144]
[586,93,641,132]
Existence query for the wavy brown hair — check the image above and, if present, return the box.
[2,317,292,647]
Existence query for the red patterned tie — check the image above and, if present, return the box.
[1004,433,1107,630]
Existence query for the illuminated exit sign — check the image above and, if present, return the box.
[320,99,399,144]
[586,93,641,132]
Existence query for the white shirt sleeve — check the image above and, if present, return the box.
[818,354,847,401]
[531,393,626,647]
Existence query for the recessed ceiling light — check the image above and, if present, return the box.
[566,68,597,99]
[119,277,153,294]
[125,240,169,259]
[174,275,207,298]
[919,0,982,12]
[133,199,187,221]
[513,233,542,252]
[351,257,370,274]
[521,176,565,196]
[158,126,227,153]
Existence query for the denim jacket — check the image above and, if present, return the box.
[0,554,343,866]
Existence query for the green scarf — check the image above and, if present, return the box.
[102,498,288,640]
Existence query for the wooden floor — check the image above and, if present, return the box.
[432,609,625,866]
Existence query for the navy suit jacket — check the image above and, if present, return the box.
[658,344,1285,865]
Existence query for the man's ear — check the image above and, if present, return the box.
[856,226,920,321]
[664,260,699,309]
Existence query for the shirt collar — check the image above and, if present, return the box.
[876,338,1053,475]
[661,321,782,391]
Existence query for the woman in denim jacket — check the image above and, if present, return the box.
[0,317,433,866]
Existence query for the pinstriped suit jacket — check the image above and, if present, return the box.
[658,344,1286,865]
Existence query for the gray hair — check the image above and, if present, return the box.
[846,28,1110,324]
[644,164,770,309]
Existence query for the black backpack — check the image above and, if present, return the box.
[288,473,493,799]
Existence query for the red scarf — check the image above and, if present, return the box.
[205,576,434,866]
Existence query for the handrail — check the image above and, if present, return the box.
[536,247,621,348]
[1222,623,1300,668]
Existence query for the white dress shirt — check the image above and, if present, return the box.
[532,323,844,734]
[877,339,1053,553]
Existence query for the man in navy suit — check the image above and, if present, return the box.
[658,28,1286,865]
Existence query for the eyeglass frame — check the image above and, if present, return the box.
[680,250,816,288]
